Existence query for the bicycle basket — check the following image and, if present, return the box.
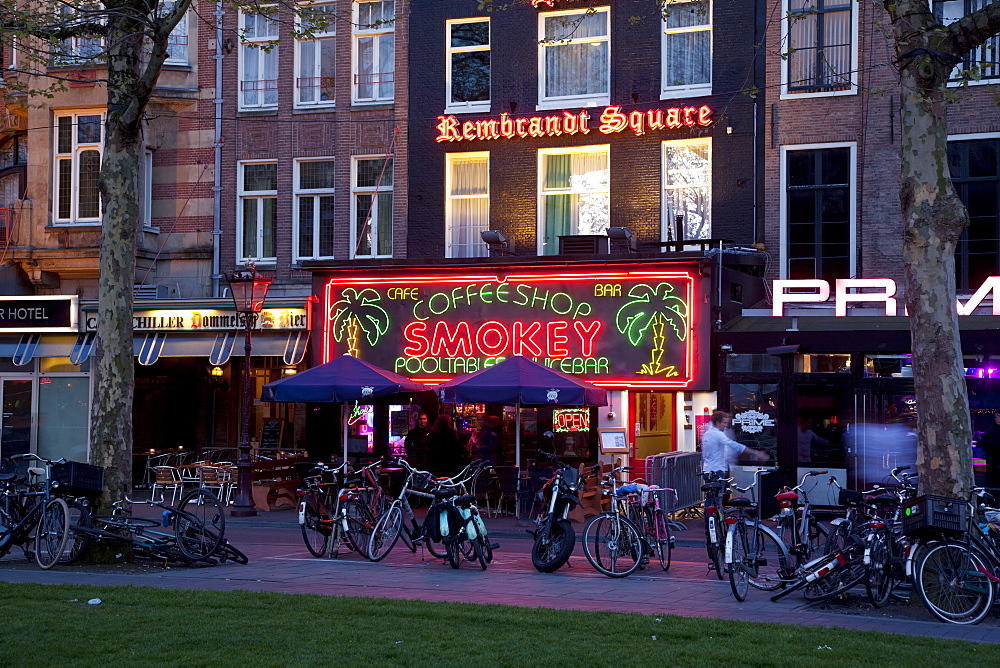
[50,461,105,497]
[410,471,436,492]
[901,495,967,537]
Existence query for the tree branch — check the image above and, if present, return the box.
[945,1,1000,57]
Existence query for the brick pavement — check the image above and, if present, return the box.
[0,509,997,645]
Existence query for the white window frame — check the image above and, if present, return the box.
[52,110,105,226]
[936,1,1000,86]
[778,142,857,280]
[661,0,712,99]
[661,137,712,241]
[293,157,336,261]
[537,7,610,111]
[351,155,393,259]
[780,0,858,99]
[140,148,157,231]
[295,2,337,108]
[445,152,490,259]
[536,144,611,256]
[445,17,491,114]
[352,1,396,105]
[164,2,189,65]
[239,8,279,110]
[237,160,278,264]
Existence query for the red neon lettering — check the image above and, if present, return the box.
[683,107,697,126]
[528,117,544,137]
[599,106,628,134]
[403,321,430,356]
[573,320,602,357]
[430,321,473,357]
[475,321,510,356]
[578,110,590,133]
[666,108,681,129]
[563,111,578,135]
[435,116,461,142]
[500,113,515,138]
[462,121,476,141]
[546,321,570,357]
[515,117,529,138]
[476,119,499,140]
[647,109,665,131]
[629,110,645,136]
[512,321,543,357]
[544,116,562,136]
[698,105,713,126]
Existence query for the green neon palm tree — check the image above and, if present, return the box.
[329,288,390,357]
[615,282,688,376]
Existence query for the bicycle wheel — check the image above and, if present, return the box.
[175,488,226,561]
[865,527,894,608]
[915,542,995,625]
[217,540,249,565]
[706,511,726,580]
[531,518,576,573]
[746,523,791,592]
[60,500,92,565]
[471,534,488,571]
[651,508,672,571]
[445,538,462,569]
[582,514,644,578]
[35,497,70,570]
[299,493,329,558]
[728,521,750,601]
[345,498,375,559]
[803,549,867,602]
[367,504,403,562]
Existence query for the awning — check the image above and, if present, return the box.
[132,331,309,366]
[0,334,80,366]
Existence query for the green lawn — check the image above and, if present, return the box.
[0,582,994,666]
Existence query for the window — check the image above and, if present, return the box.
[446,153,489,258]
[296,2,336,107]
[56,5,104,62]
[238,161,277,262]
[662,138,711,240]
[446,18,490,112]
[140,148,154,229]
[240,9,279,109]
[661,1,711,97]
[784,0,855,95]
[352,156,393,257]
[934,1,1000,83]
[353,1,395,103]
[294,158,336,260]
[164,2,189,64]
[53,112,104,225]
[538,146,609,255]
[781,145,854,281]
[538,7,610,109]
[949,136,1000,290]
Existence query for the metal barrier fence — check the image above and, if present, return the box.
[645,451,703,513]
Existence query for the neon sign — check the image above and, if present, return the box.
[553,408,590,433]
[772,277,1000,316]
[319,268,705,389]
[435,105,713,143]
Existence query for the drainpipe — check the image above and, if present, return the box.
[212,1,225,298]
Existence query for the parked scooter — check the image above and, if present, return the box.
[530,446,598,573]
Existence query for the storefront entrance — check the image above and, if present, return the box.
[0,377,32,459]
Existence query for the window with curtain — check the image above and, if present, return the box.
[354,1,395,103]
[240,9,279,109]
[949,137,1000,290]
[661,0,711,97]
[238,161,278,262]
[53,112,103,225]
[539,8,609,108]
[539,146,610,255]
[934,1,1000,83]
[446,18,490,112]
[662,138,711,240]
[353,156,393,257]
[446,153,489,258]
[785,146,853,281]
[785,0,853,94]
[295,158,336,260]
[296,2,336,107]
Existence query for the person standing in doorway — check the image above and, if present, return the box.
[403,412,432,470]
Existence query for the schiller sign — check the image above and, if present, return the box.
[320,269,703,388]
[0,296,77,332]
[773,277,1000,316]
[435,105,712,143]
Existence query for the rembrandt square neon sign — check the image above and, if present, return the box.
[772,277,1000,316]
[320,269,701,388]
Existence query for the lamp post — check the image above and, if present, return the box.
[225,266,273,517]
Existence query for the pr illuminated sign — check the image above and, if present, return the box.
[320,269,701,388]
[772,277,1000,316]
[435,105,713,143]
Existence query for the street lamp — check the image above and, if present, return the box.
[225,266,273,517]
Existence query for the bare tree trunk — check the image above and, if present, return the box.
[887,2,975,497]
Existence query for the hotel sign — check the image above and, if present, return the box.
[0,296,77,332]
[320,268,706,388]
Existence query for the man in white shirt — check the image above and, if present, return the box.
[702,410,769,477]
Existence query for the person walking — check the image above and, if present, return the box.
[701,410,769,479]
[403,412,432,470]
[428,414,470,477]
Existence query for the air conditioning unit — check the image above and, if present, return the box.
[558,235,610,255]
[133,284,169,299]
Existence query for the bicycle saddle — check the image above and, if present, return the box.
[433,488,459,500]
[452,494,476,508]
[775,490,799,502]
[0,472,17,482]
[869,493,898,507]
[728,496,755,508]
[701,482,723,493]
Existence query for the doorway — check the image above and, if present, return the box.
[0,378,32,459]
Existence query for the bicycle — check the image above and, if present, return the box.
[434,471,495,570]
[858,466,918,607]
[298,461,383,559]
[581,466,645,578]
[622,483,675,572]
[0,454,71,570]
[773,470,833,567]
[724,469,792,601]
[701,472,732,580]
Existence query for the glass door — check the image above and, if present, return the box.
[0,378,33,460]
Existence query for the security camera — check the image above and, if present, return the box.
[606,411,616,420]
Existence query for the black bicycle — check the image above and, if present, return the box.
[0,454,71,570]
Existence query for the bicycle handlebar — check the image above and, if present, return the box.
[10,453,67,466]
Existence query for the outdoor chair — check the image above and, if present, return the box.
[150,466,183,505]
[200,466,232,505]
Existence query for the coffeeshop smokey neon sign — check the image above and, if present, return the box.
[435,105,713,143]
[772,277,1000,316]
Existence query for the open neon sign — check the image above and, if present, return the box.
[435,105,712,143]
[553,408,590,432]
